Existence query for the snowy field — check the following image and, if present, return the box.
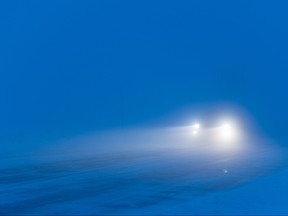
[1,126,287,215]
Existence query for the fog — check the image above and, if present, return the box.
[1,106,286,215]
[37,105,284,192]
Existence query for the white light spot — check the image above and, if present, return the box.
[193,130,198,135]
[213,120,243,152]
[223,123,231,130]
[223,169,228,174]
[220,122,237,140]
[193,123,200,129]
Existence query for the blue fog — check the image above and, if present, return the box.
[1,0,288,215]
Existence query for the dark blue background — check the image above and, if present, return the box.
[1,0,288,152]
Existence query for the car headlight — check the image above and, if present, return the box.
[190,120,243,151]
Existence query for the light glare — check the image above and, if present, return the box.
[193,123,200,129]
[221,123,235,139]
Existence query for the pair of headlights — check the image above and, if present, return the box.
[191,121,241,150]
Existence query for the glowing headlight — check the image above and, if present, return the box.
[193,123,200,129]
[220,123,236,140]
[187,117,244,152]
[214,121,242,151]
[192,123,200,135]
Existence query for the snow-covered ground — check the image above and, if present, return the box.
[0,147,287,215]
[0,126,287,215]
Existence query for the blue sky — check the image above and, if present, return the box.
[1,0,288,153]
